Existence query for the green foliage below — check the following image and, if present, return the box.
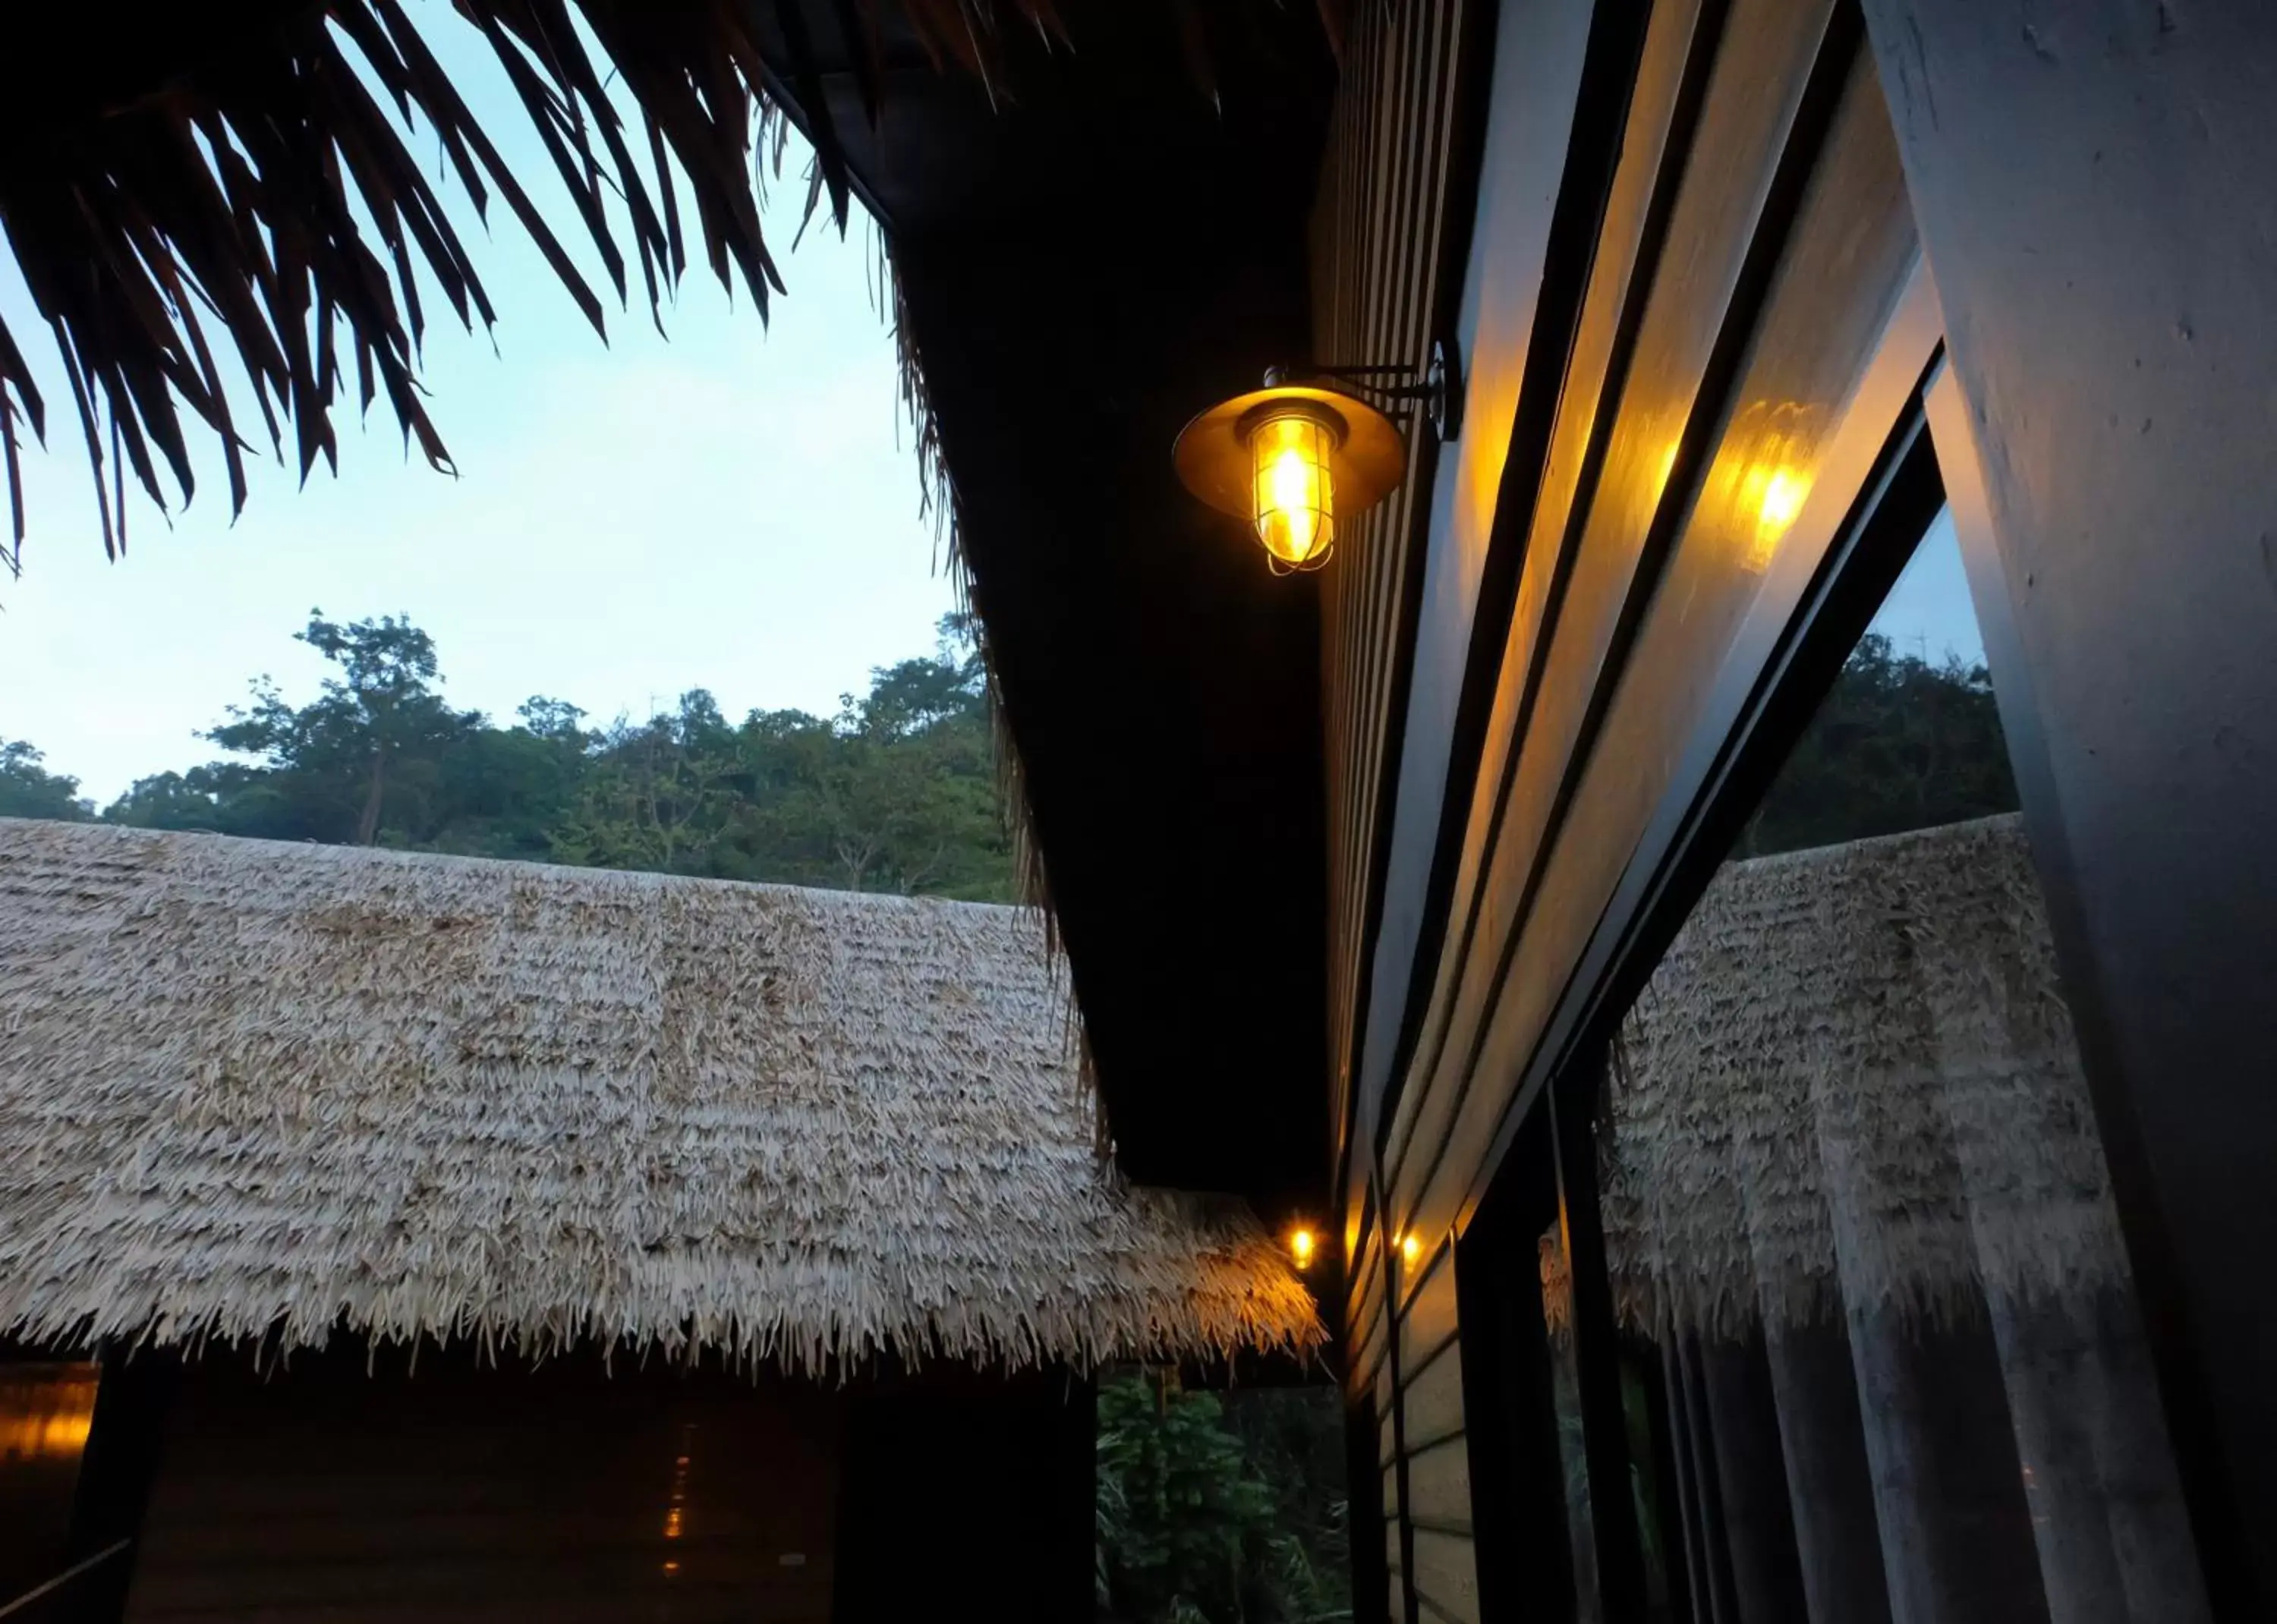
[1096,1372,1351,1624]
[10,609,1015,901]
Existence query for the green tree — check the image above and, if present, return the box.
[43,613,2015,905]
[1098,1374,1275,1624]
[418,701,591,862]
[552,691,742,876]
[197,611,481,846]
[30,608,1016,901]
[1218,1389,1352,1622]
[1742,634,2019,858]
[0,741,93,820]
[106,766,235,832]
[796,616,1011,897]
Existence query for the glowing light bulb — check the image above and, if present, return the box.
[1400,1233,1421,1267]
[1290,1227,1317,1269]
[1250,411,1336,567]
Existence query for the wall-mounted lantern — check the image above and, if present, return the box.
[1173,339,1461,574]
[1289,1226,1318,1271]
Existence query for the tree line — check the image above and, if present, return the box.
[1740,631,2018,858]
[4,618,2016,902]
[1,609,1016,902]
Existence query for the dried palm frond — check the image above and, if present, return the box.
[0,0,1110,572]
[0,817,1325,1373]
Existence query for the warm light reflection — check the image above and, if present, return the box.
[0,1367,99,1461]
[1738,460,1811,568]
[1758,468,1805,533]
[1400,1233,1422,1267]
[1250,411,1336,568]
[1289,1227,1317,1270]
[657,1422,694,1568]
[1652,442,1680,502]
[1720,400,1819,571]
[0,1407,93,1457]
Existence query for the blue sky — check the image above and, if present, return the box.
[0,10,952,804]
[1872,506,1986,672]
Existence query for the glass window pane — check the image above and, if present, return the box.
[1740,509,2017,858]
[1594,508,2210,1623]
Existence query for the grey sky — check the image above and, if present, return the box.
[1,11,951,804]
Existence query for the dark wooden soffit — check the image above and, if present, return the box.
[757,2,1341,1207]
[745,1,1338,236]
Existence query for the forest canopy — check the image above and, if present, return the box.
[1,618,2015,903]
[1,609,1015,902]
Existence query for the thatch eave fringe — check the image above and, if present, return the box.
[0,819,1322,1374]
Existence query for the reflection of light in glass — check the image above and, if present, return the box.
[657,1422,695,1576]
[1738,461,1810,569]
[0,1367,99,1461]
[1721,399,1819,571]
[0,1409,93,1456]
[1759,470,1804,532]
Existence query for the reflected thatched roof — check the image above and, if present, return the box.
[1601,814,2132,1341]
[0,818,1321,1372]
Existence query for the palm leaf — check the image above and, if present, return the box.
[0,0,1129,572]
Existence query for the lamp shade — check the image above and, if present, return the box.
[1173,382,1407,572]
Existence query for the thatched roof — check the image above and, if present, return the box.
[1600,814,2132,1342]
[0,818,1321,1373]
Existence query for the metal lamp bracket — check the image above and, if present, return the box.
[1264,335,1463,444]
